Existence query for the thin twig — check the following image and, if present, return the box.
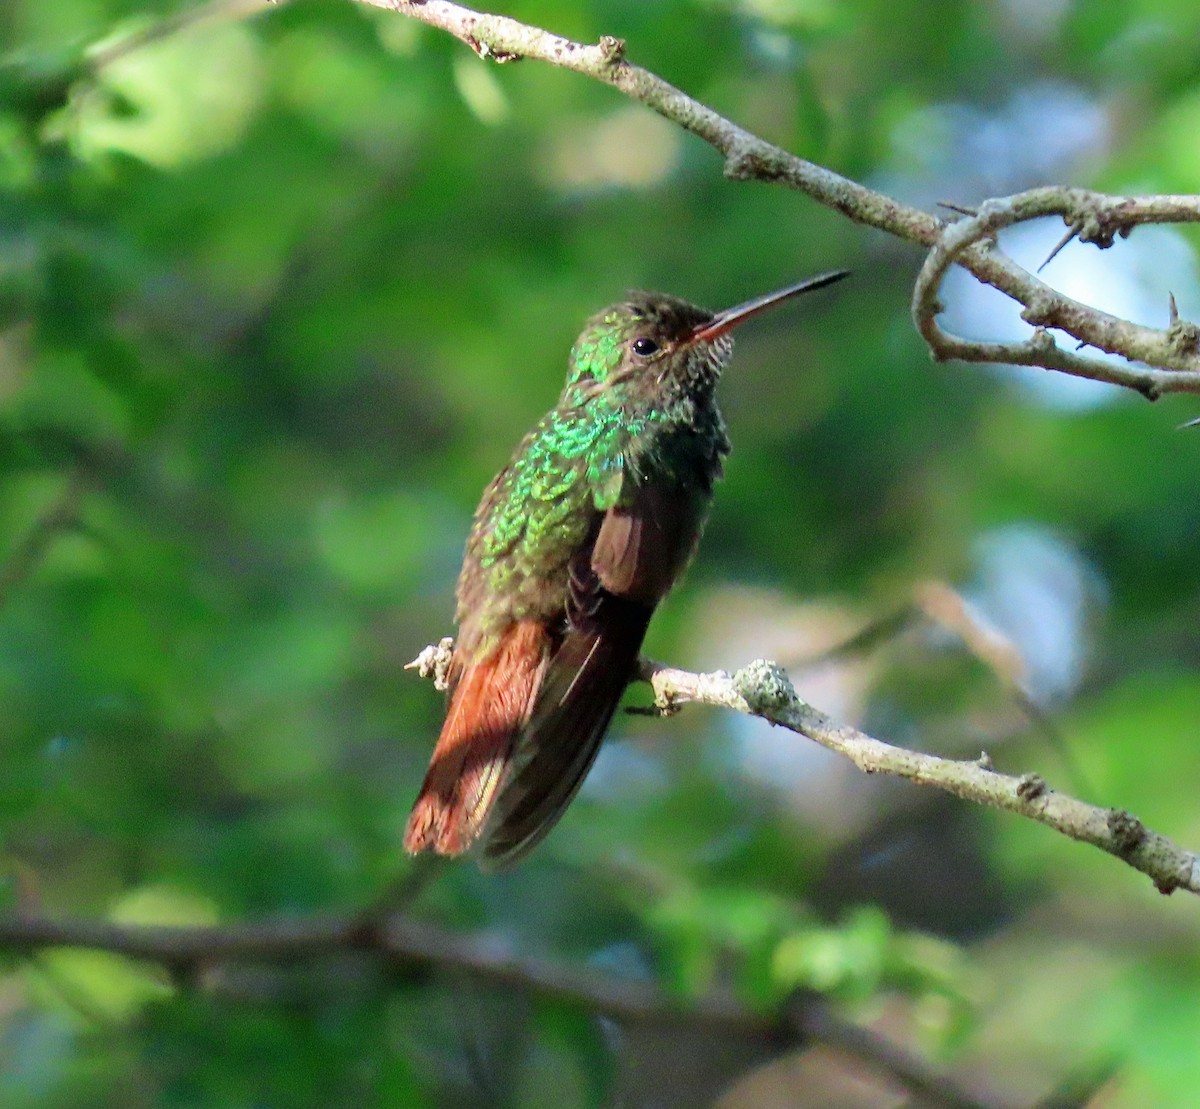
[342,0,941,243]
[792,995,1006,1109]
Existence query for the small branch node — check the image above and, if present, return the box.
[1016,772,1048,802]
[597,34,625,64]
[723,147,782,183]
[1019,292,1057,328]
[1107,809,1147,856]
[649,678,683,715]
[1028,326,1056,354]
[1157,855,1198,896]
[975,751,995,772]
[722,149,752,180]
[1075,203,1128,250]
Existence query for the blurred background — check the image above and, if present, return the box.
[2,0,1200,1105]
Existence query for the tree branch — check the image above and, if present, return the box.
[0,909,1011,1109]
[646,657,1200,896]
[339,0,1200,394]
[410,641,1200,896]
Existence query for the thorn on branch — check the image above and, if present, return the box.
[626,690,679,717]
[914,185,1200,394]
[1038,225,1078,273]
[1166,292,1200,356]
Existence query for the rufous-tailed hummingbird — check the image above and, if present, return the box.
[405,270,848,867]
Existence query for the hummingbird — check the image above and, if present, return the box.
[404,270,848,868]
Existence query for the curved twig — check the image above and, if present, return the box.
[912,188,1200,398]
[71,1,1200,389]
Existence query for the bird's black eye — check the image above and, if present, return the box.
[632,337,659,357]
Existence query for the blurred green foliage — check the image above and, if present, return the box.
[3,0,1200,1105]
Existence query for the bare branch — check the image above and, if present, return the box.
[349,0,939,240]
[331,1,1200,393]
[639,657,1200,896]
[405,640,1200,895]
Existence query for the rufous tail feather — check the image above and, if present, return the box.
[403,620,549,856]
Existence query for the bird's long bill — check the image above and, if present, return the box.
[687,269,849,344]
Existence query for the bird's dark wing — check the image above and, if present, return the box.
[479,481,709,868]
